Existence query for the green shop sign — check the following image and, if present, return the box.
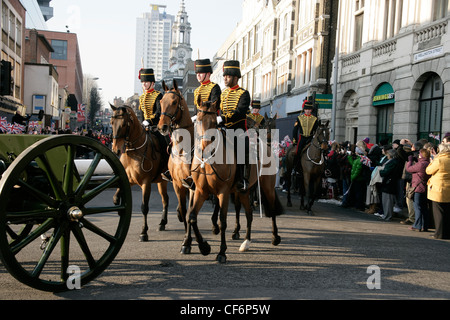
[315,94,333,109]
[373,83,395,106]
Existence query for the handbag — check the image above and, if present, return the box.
[406,185,416,199]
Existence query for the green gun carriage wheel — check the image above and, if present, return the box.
[0,135,132,292]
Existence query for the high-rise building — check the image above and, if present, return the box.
[134,4,174,94]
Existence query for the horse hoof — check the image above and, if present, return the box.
[232,232,240,240]
[239,240,251,252]
[180,246,191,254]
[199,241,211,256]
[216,254,227,263]
[139,234,148,242]
[177,212,184,223]
[272,235,281,246]
[158,224,166,231]
[212,226,220,235]
[307,211,315,216]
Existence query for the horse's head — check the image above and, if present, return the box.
[110,104,136,154]
[158,79,184,136]
[196,94,219,151]
[315,120,330,151]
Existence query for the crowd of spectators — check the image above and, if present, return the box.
[277,132,450,240]
[324,134,450,239]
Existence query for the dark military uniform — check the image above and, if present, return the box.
[138,68,162,127]
[247,100,266,128]
[194,59,221,110]
[138,68,169,174]
[292,100,319,172]
[220,60,251,192]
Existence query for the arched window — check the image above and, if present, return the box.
[418,75,443,143]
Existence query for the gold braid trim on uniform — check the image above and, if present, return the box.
[247,113,264,126]
[298,114,317,137]
[139,90,161,122]
[194,82,216,109]
[220,87,246,125]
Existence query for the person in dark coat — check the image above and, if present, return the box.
[406,149,431,231]
[377,149,403,221]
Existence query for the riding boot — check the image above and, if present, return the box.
[237,164,250,193]
[182,175,195,190]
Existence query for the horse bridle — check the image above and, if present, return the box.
[111,107,133,140]
[161,91,184,127]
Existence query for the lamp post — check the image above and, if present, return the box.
[331,0,341,141]
[84,76,99,130]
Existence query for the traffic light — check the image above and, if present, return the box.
[0,60,13,96]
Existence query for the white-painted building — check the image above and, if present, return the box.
[334,0,450,145]
[211,0,337,140]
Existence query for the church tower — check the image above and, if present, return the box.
[168,0,192,76]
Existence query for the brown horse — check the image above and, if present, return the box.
[285,120,329,215]
[157,80,194,231]
[110,104,169,241]
[185,96,260,263]
[228,113,283,250]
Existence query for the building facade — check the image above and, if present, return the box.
[334,0,450,145]
[134,5,174,94]
[211,0,337,139]
[0,0,26,120]
[24,28,59,128]
[38,30,83,116]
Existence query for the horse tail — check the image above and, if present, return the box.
[260,187,285,218]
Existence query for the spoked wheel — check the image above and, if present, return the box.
[0,135,132,292]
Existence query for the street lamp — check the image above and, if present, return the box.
[84,76,99,130]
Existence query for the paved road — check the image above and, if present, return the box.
[1,184,449,301]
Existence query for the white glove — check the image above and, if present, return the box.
[143,120,150,127]
[216,116,223,124]
[191,115,197,122]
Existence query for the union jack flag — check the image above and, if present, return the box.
[12,123,25,134]
[0,117,7,133]
[78,104,86,116]
[28,121,39,128]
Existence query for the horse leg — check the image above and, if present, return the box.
[307,176,321,216]
[113,187,121,205]
[286,171,292,207]
[180,188,195,254]
[272,216,281,245]
[216,193,229,263]
[238,192,253,252]
[139,184,151,242]
[157,182,169,231]
[302,172,310,212]
[211,196,220,235]
[174,184,187,230]
[186,190,211,256]
[232,193,241,240]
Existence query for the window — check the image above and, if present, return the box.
[433,0,448,20]
[277,62,289,94]
[419,75,444,143]
[51,40,68,60]
[354,0,365,51]
[255,22,261,53]
[377,105,394,144]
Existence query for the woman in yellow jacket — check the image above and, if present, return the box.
[426,143,450,239]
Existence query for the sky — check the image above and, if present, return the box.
[46,0,243,107]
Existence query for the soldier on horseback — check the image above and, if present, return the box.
[137,68,171,179]
[181,58,222,189]
[219,60,251,192]
[247,100,266,128]
[292,99,319,174]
